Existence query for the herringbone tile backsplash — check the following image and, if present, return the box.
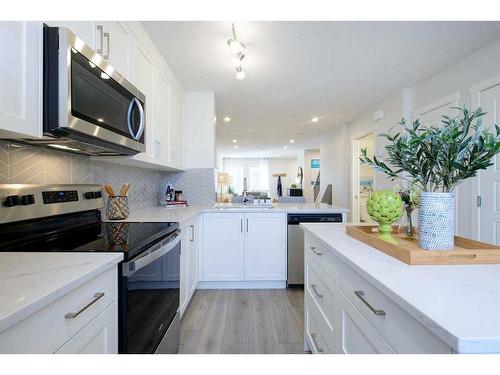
[0,141,216,209]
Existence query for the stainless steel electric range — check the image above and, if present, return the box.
[0,184,181,354]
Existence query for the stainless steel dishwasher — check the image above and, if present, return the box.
[287,213,344,285]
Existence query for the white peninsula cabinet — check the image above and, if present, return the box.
[0,266,119,354]
[200,212,287,288]
[180,214,200,315]
[302,227,453,354]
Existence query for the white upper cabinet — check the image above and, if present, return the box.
[46,21,95,48]
[0,22,42,139]
[168,89,184,169]
[130,40,155,158]
[153,69,170,162]
[94,22,131,79]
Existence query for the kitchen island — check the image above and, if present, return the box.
[301,223,500,354]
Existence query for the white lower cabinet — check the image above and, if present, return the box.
[201,212,287,284]
[56,302,117,354]
[304,232,453,354]
[0,266,118,354]
[180,215,200,315]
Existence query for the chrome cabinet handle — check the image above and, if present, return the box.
[64,292,105,319]
[241,218,243,233]
[310,246,322,255]
[310,284,323,298]
[310,333,324,353]
[246,218,249,232]
[190,225,195,242]
[96,25,104,55]
[354,291,386,316]
[103,32,110,59]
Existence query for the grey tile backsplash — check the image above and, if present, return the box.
[0,141,216,209]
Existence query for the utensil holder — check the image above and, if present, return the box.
[106,196,129,220]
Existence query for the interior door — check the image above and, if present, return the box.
[471,81,500,244]
[244,213,287,281]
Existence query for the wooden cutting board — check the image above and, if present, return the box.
[346,225,500,265]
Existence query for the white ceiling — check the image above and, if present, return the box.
[143,21,500,158]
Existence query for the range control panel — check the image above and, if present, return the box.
[0,184,104,224]
[42,190,79,204]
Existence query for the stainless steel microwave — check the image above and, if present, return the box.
[33,25,146,156]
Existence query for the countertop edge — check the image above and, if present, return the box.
[299,223,497,354]
[0,253,123,333]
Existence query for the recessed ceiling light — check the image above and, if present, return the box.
[234,145,239,149]
[214,116,217,123]
[289,139,295,144]
[283,145,288,150]
[224,116,231,122]
[312,117,319,123]
[232,139,237,143]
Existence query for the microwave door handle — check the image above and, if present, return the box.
[127,98,145,141]
[123,230,181,277]
[135,98,145,140]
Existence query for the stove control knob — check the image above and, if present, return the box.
[20,194,35,205]
[84,192,92,199]
[96,191,102,198]
[4,195,20,207]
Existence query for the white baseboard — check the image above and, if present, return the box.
[197,281,286,289]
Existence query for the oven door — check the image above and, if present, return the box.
[119,229,181,354]
[44,26,146,154]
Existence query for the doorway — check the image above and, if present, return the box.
[352,133,375,223]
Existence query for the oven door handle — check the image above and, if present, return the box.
[123,229,181,277]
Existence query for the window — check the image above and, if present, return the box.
[223,158,269,194]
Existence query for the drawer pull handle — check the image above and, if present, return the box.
[310,246,322,255]
[310,333,324,353]
[354,291,385,316]
[311,284,324,298]
[64,292,105,319]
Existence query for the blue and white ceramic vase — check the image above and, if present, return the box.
[418,192,455,250]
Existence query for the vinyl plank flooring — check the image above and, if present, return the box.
[192,290,228,353]
[180,288,306,354]
[181,290,214,331]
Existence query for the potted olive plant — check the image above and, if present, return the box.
[361,107,500,250]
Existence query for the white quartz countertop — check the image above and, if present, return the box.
[103,203,349,224]
[0,252,123,333]
[300,223,500,354]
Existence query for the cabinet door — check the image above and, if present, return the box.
[130,41,154,157]
[168,89,184,169]
[0,22,42,138]
[56,302,117,354]
[202,213,245,281]
[153,69,170,162]
[94,22,131,79]
[337,290,395,354]
[244,213,287,281]
[187,218,199,296]
[179,225,189,314]
[46,21,95,47]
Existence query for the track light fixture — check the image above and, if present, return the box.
[227,23,246,80]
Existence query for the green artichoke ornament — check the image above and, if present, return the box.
[367,190,404,243]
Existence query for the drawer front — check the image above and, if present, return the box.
[305,291,334,354]
[337,289,395,354]
[305,261,334,330]
[304,232,339,280]
[0,267,117,353]
[336,261,451,353]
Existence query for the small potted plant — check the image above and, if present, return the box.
[361,107,500,250]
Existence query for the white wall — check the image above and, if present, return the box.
[183,91,216,169]
[267,158,298,200]
[319,36,500,230]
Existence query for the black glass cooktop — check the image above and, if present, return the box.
[0,210,178,261]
